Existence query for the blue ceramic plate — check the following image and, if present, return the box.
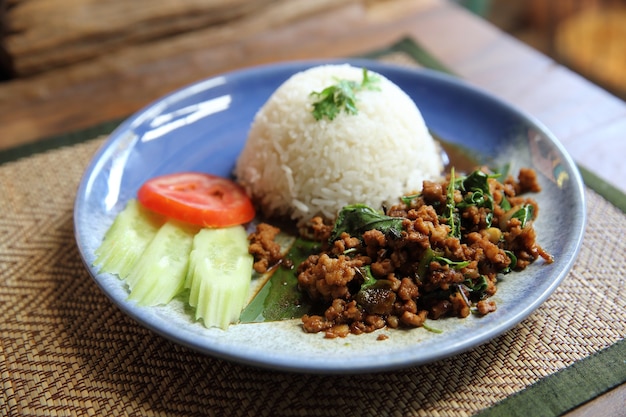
[74,60,586,373]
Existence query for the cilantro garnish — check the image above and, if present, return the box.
[309,68,380,121]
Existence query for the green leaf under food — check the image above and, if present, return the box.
[239,238,322,323]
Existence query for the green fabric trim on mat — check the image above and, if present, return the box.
[579,165,626,213]
[474,338,626,417]
[0,118,123,166]
[363,37,456,76]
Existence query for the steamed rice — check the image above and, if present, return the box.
[235,64,443,223]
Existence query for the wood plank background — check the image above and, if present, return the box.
[0,0,379,146]
[0,0,435,150]
[0,0,623,150]
[4,0,354,76]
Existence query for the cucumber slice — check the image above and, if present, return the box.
[126,219,198,306]
[94,199,165,279]
[185,226,253,329]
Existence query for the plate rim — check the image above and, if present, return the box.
[74,59,587,374]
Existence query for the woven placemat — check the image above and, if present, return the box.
[1,133,625,417]
[1,47,625,417]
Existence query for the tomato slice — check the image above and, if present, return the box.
[137,172,255,228]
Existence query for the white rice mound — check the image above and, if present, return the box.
[235,64,443,223]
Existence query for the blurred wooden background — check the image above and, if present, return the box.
[0,0,361,78]
[0,0,623,149]
[488,0,626,99]
[0,0,624,90]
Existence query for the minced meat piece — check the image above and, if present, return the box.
[299,216,333,242]
[476,300,497,315]
[518,167,541,193]
[248,223,283,273]
[297,254,365,301]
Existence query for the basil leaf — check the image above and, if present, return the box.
[500,196,512,211]
[463,275,489,300]
[485,211,494,226]
[417,248,469,278]
[457,188,487,209]
[330,204,404,242]
[445,168,461,238]
[502,250,517,274]
[423,323,443,333]
[358,265,377,291]
[417,247,434,279]
[493,163,510,181]
[401,193,420,205]
[458,169,496,227]
[461,170,491,194]
[511,204,534,228]
[432,256,471,269]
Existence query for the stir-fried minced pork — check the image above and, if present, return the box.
[247,167,553,338]
[247,223,283,274]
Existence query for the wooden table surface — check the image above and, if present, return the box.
[1,0,624,414]
[1,0,625,198]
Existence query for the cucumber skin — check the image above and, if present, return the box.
[94,199,164,279]
[186,226,253,329]
[126,219,199,306]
